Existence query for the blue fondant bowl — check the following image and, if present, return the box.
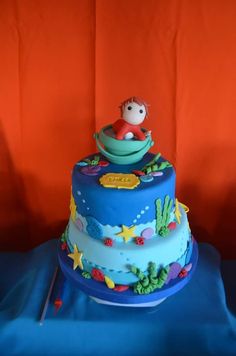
[94,125,154,165]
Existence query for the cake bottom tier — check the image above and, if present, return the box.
[58,238,198,302]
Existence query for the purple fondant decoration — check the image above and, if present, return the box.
[165,262,182,284]
[141,227,154,239]
[75,217,83,231]
[81,166,101,176]
[151,171,163,177]
[184,263,192,272]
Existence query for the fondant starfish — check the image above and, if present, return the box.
[175,198,182,224]
[179,201,189,213]
[116,225,136,243]
[68,244,83,270]
[70,193,77,222]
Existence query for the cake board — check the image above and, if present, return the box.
[58,238,198,307]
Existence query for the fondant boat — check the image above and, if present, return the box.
[94,125,154,164]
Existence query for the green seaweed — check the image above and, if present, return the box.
[131,262,170,294]
[82,271,92,279]
[155,199,162,233]
[159,226,170,237]
[84,155,100,166]
[60,224,69,242]
[155,195,173,237]
[130,265,145,280]
[141,153,172,174]
[144,153,161,168]
[157,161,172,171]
[162,196,173,226]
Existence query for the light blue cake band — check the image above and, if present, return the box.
[77,246,191,285]
[73,210,175,242]
[68,207,191,285]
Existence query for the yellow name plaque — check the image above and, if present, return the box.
[99,173,140,189]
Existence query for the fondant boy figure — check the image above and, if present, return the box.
[112,97,149,141]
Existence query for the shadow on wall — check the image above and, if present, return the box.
[0,120,67,251]
[179,182,236,259]
[212,188,236,259]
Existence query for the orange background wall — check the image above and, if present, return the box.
[0,0,235,257]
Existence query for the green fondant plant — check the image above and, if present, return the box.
[130,265,146,280]
[159,226,169,237]
[82,271,92,279]
[131,262,170,294]
[84,155,100,166]
[141,153,172,175]
[60,224,69,242]
[155,196,173,237]
[156,199,162,233]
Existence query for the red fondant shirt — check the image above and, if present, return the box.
[112,119,146,140]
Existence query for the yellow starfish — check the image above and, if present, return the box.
[179,201,190,213]
[68,244,83,270]
[116,225,136,243]
[70,193,77,222]
[175,198,182,224]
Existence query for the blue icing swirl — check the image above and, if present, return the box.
[86,216,103,239]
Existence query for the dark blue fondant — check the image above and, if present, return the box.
[72,152,176,226]
[58,239,198,304]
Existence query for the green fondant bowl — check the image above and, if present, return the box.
[94,125,154,165]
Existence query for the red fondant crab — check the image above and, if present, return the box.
[104,238,113,247]
[135,237,145,245]
[91,268,105,282]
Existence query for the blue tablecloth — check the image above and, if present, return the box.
[0,240,236,355]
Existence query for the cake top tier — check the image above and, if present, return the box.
[94,97,154,165]
[72,152,175,227]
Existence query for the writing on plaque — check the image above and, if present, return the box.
[99,173,140,189]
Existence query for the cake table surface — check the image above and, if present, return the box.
[0,240,236,355]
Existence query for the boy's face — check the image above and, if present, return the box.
[123,102,146,125]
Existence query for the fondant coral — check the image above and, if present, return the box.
[82,271,92,279]
[141,153,172,175]
[155,196,173,237]
[60,224,69,243]
[131,262,170,294]
[91,268,105,282]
